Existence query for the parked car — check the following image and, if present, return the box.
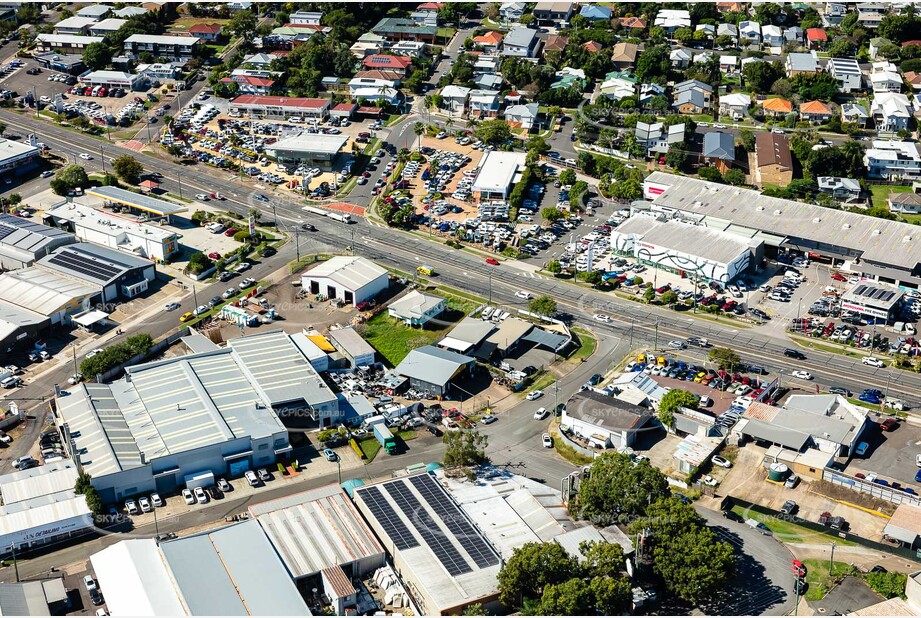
[780,500,797,515]
[125,499,139,515]
[527,390,544,401]
[534,407,549,420]
[257,468,270,481]
[711,455,732,468]
[322,448,337,462]
[218,478,232,492]
[150,493,163,508]
[855,442,869,456]
[193,486,208,503]
[541,433,553,448]
[244,470,259,486]
[880,418,899,432]
[481,414,497,425]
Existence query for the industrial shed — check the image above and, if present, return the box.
[393,345,475,398]
[0,213,74,270]
[302,256,389,307]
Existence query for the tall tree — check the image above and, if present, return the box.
[497,542,580,607]
[539,578,595,615]
[113,155,144,184]
[577,452,670,521]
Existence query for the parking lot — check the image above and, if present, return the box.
[848,418,921,490]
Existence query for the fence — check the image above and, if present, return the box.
[723,495,921,562]
[822,467,921,508]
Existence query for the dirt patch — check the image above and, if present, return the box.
[809,480,897,516]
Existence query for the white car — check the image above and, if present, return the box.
[164,302,180,312]
[79,153,93,160]
[534,407,549,420]
[193,486,208,503]
[221,287,237,299]
[138,496,152,513]
[527,390,544,401]
[515,290,533,300]
[668,340,686,349]
[542,433,553,448]
[711,455,732,468]
[703,475,719,487]
[181,488,195,505]
[86,348,103,358]
[593,314,611,323]
[125,499,139,515]
[150,493,163,508]
[234,262,251,273]
[862,357,885,368]
[791,370,813,380]
[195,193,210,201]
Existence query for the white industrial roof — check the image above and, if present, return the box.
[613,216,755,265]
[54,16,99,30]
[248,484,385,578]
[0,268,98,316]
[0,461,79,505]
[90,18,127,31]
[46,201,177,243]
[91,539,188,616]
[37,33,105,45]
[472,151,527,194]
[0,494,90,537]
[83,70,138,82]
[268,132,349,155]
[304,255,388,291]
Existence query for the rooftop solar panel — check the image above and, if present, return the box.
[854,285,867,295]
[385,481,472,576]
[360,486,419,551]
[48,251,122,283]
[409,474,500,569]
[0,224,14,243]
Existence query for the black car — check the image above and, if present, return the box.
[261,247,276,258]
[722,510,744,522]
[426,424,443,437]
[793,578,808,595]
[301,223,316,231]
[784,349,806,360]
[208,296,221,308]
[750,308,770,320]
[829,386,852,397]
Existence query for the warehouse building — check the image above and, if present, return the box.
[611,215,760,283]
[328,326,376,368]
[44,201,179,262]
[387,290,446,327]
[36,242,156,303]
[392,345,475,398]
[641,171,921,288]
[0,579,69,616]
[302,256,389,307]
[353,473,502,615]
[841,282,904,322]
[0,139,41,180]
[0,302,47,354]
[0,461,94,556]
[265,132,348,170]
[91,520,310,615]
[249,484,386,582]
[229,94,331,120]
[0,267,100,326]
[0,213,74,271]
[471,151,527,201]
[562,390,657,450]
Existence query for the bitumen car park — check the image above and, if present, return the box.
[849,419,921,490]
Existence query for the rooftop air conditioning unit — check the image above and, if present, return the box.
[773,209,782,215]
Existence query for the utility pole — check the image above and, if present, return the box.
[294,228,300,262]
[553,380,559,416]
[629,317,635,348]
[9,544,18,582]
[829,541,836,574]
[72,345,78,379]
[192,283,198,309]
[100,145,106,176]
[176,171,183,199]
[488,273,492,305]
[654,318,659,351]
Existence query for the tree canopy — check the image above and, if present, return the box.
[658,389,698,428]
[50,165,90,196]
[577,452,670,523]
[497,542,579,606]
[528,295,557,317]
[474,118,513,146]
[113,155,143,184]
[442,429,488,468]
[709,347,741,370]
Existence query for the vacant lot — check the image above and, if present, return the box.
[360,299,468,366]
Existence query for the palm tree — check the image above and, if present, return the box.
[413,121,425,150]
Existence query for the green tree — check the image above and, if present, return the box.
[558,168,576,185]
[590,576,633,615]
[723,168,746,185]
[528,295,557,317]
[827,38,857,57]
[658,389,699,428]
[866,571,908,599]
[83,42,112,71]
[474,118,513,145]
[577,452,670,521]
[709,346,741,370]
[50,165,90,196]
[754,2,783,25]
[652,525,735,604]
[413,121,425,149]
[546,260,562,275]
[609,177,642,200]
[539,578,594,616]
[227,9,257,40]
[541,207,564,223]
[738,129,756,152]
[74,472,103,517]
[665,145,688,169]
[462,603,487,616]
[742,60,784,94]
[674,27,694,43]
[660,289,678,306]
[442,429,488,467]
[698,166,724,183]
[497,542,580,607]
[635,45,670,84]
[643,286,656,303]
[581,541,626,578]
[112,155,144,184]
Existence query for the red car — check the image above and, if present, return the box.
[486,257,499,266]
[224,228,239,236]
[831,272,847,282]
[208,251,220,260]
[656,284,670,294]
[881,418,899,432]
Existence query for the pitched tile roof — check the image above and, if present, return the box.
[473,31,503,46]
[762,97,793,113]
[800,100,832,115]
[362,54,413,69]
[619,16,646,29]
[582,40,602,53]
[189,23,221,34]
[806,28,827,41]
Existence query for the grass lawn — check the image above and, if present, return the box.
[571,327,597,360]
[870,184,911,209]
[358,437,381,462]
[730,506,857,546]
[789,334,864,359]
[550,424,593,465]
[802,559,856,601]
[396,429,417,442]
[437,27,457,39]
[171,16,231,30]
[361,301,468,366]
[527,371,557,395]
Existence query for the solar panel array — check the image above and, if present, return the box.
[385,480,473,576]
[409,474,500,568]
[852,284,897,303]
[0,223,15,243]
[47,249,126,283]
[360,486,419,550]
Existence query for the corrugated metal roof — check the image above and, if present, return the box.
[305,256,388,293]
[86,186,187,216]
[555,526,606,562]
[0,494,91,537]
[394,345,474,386]
[0,268,98,316]
[250,484,384,578]
[443,315,495,347]
[38,242,151,287]
[91,539,187,616]
[328,326,376,359]
[322,565,356,599]
[0,581,55,616]
[0,213,71,257]
[0,461,80,505]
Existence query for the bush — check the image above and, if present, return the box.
[79,333,154,378]
[233,230,252,243]
[191,210,208,226]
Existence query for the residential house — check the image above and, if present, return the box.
[388,290,446,327]
[501,28,539,58]
[348,77,402,105]
[717,23,738,43]
[702,131,736,173]
[904,71,921,91]
[670,48,692,68]
[473,31,503,53]
[499,1,527,22]
[821,2,848,27]
[817,177,862,202]
[113,6,147,18]
[543,34,568,54]
[362,54,413,76]
[410,9,438,27]
[504,103,539,131]
[719,55,738,73]
[579,4,611,21]
[799,100,833,123]
[741,56,762,71]
[654,9,692,33]
[639,83,665,107]
[806,28,827,49]
[784,26,804,44]
[350,32,387,58]
[371,18,438,43]
[870,61,902,93]
[226,2,253,10]
[696,24,716,40]
[188,23,222,42]
[719,93,750,119]
[599,70,637,101]
[582,40,602,54]
[738,20,761,44]
[786,52,818,77]
[469,89,500,117]
[123,34,200,59]
[53,16,98,35]
[872,92,913,132]
[841,102,870,127]
[888,192,921,214]
[475,73,503,91]
[869,36,893,59]
[754,132,794,187]
[761,97,793,117]
[635,121,685,157]
[390,41,427,58]
[827,57,863,93]
[619,16,647,31]
[474,54,501,75]
[222,73,275,95]
[533,2,574,24]
[551,68,584,91]
[716,1,744,12]
[672,79,713,114]
[290,11,323,25]
[762,24,785,47]
[88,18,127,37]
[857,2,888,29]
[76,5,112,19]
[863,140,921,180]
[440,85,470,115]
[693,50,714,65]
[611,42,638,70]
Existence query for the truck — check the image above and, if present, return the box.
[370,418,397,455]
[327,212,353,224]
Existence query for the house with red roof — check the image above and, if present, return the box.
[361,54,413,76]
[472,31,503,53]
[799,100,833,124]
[582,40,602,54]
[222,74,275,95]
[188,23,222,42]
[618,16,647,30]
[805,28,827,49]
